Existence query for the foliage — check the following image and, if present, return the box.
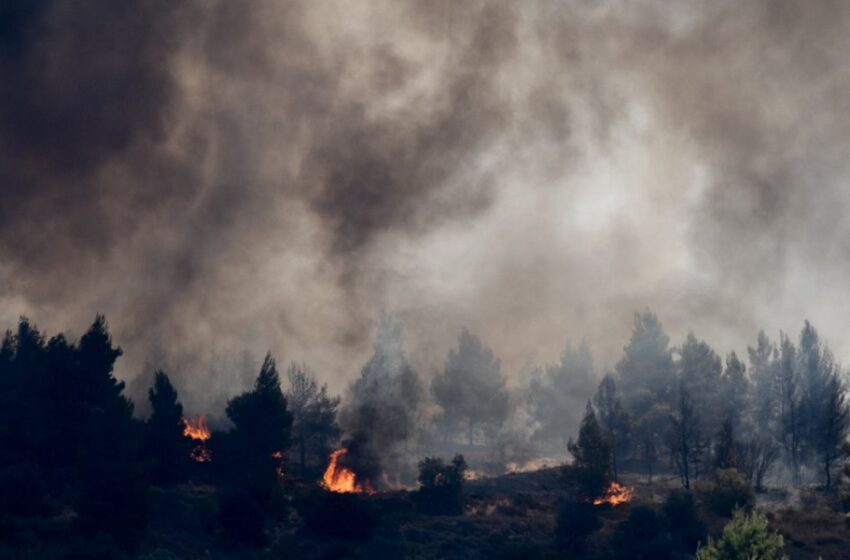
[341,318,424,465]
[432,328,509,446]
[303,492,379,540]
[527,342,597,449]
[565,402,612,499]
[668,383,706,489]
[611,505,674,560]
[696,468,754,517]
[662,489,706,550]
[696,510,787,560]
[415,454,467,515]
[217,489,266,547]
[285,362,341,479]
[554,498,600,553]
[144,370,190,484]
[224,353,293,484]
[616,310,675,414]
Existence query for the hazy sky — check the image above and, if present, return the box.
[2,0,850,412]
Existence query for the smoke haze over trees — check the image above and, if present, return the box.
[3,1,850,413]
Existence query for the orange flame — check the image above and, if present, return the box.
[183,416,212,462]
[593,482,633,506]
[322,449,375,494]
[183,416,211,441]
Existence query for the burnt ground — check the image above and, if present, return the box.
[28,469,850,559]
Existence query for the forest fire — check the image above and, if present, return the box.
[183,416,212,463]
[182,415,211,441]
[593,482,633,506]
[322,449,375,494]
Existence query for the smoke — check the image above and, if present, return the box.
[2,0,850,413]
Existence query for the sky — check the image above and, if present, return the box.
[2,0,850,413]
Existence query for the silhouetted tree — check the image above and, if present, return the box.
[713,418,737,472]
[144,371,189,484]
[721,352,749,431]
[668,383,705,489]
[566,402,612,499]
[678,333,723,436]
[815,368,849,488]
[594,374,630,482]
[432,328,508,446]
[284,363,341,478]
[225,353,292,484]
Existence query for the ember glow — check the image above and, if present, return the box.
[272,450,284,477]
[321,449,375,494]
[593,482,633,506]
[183,416,212,463]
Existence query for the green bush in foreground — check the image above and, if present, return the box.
[696,509,787,560]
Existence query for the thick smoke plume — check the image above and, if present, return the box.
[2,0,850,413]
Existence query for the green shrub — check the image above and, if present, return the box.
[696,468,754,517]
[696,510,787,560]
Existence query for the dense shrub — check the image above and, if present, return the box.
[217,489,266,547]
[414,454,467,515]
[76,462,150,547]
[696,468,754,517]
[696,510,787,560]
[663,490,706,549]
[554,498,601,553]
[612,505,675,560]
[0,464,49,517]
[303,492,379,540]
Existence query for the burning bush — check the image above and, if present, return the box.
[323,448,375,494]
[554,498,601,553]
[696,468,754,517]
[414,454,467,515]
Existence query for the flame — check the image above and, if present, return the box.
[183,416,212,462]
[183,416,211,441]
[272,450,284,477]
[322,449,375,494]
[593,482,633,506]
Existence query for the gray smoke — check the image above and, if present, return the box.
[1,0,850,414]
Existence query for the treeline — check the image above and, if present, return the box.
[559,310,850,491]
[0,316,305,554]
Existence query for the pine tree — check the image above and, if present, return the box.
[225,353,293,479]
[145,371,189,483]
[566,402,612,499]
[285,363,341,478]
